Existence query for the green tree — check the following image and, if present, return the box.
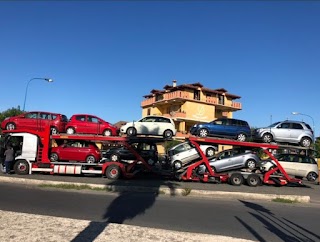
[314,137,320,158]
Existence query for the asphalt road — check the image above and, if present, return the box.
[1,173,319,203]
[1,182,320,242]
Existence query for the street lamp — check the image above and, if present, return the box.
[292,112,315,139]
[23,77,54,111]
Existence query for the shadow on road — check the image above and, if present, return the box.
[71,176,180,242]
[236,200,320,242]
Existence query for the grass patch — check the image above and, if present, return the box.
[181,187,192,196]
[39,183,107,191]
[272,198,298,203]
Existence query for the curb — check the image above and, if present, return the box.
[0,176,311,203]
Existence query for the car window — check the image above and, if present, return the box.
[61,115,68,122]
[39,113,48,119]
[51,114,57,120]
[25,112,38,119]
[278,122,290,129]
[292,123,303,130]
[157,117,170,123]
[141,117,156,122]
[304,123,312,130]
[172,144,188,155]
[88,116,99,123]
[75,115,86,122]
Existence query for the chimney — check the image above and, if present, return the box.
[172,80,177,87]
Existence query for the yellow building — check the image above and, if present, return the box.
[141,80,242,138]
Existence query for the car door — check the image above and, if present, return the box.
[86,115,100,134]
[274,122,291,142]
[23,112,39,130]
[290,123,304,143]
[59,142,80,161]
[212,150,234,172]
[73,115,87,133]
[137,116,157,135]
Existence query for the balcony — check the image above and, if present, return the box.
[141,90,242,110]
[163,111,187,119]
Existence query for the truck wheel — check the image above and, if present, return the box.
[14,160,29,175]
[105,164,121,180]
[229,173,244,186]
[246,174,261,187]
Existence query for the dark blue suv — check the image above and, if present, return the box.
[189,118,251,141]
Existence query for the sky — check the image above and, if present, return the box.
[0,1,319,134]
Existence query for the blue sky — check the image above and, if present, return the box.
[0,1,319,134]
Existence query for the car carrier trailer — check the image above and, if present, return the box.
[1,126,309,187]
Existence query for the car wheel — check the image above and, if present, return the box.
[50,153,59,162]
[205,147,215,157]
[13,160,29,175]
[198,128,208,138]
[103,129,112,136]
[126,127,137,137]
[306,172,318,182]
[51,127,58,134]
[105,164,121,180]
[210,166,217,173]
[163,130,173,139]
[236,133,247,142]
[6,122,16,130]
[229,173,244,186]
[245,159,256,170]
[262,133,273,143]
[173,160,183,170]
[246,174,261,187]
[110,154,120,162]
[300,137,312,147]
[66,127,75,134]
[86,155,96,163]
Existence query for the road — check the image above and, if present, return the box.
[1,183,319,242]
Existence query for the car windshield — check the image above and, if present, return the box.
[267,122,281,128]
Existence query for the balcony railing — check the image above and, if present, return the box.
[141,90,242,110]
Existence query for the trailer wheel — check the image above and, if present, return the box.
[246,174,261,187]
[106,164,121,180]
[229,173,244,186]
[14,160,29,175]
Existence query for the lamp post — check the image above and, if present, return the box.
[23,77,54,111]
[292,112,315,141]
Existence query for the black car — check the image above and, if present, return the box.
[102,142,158,164]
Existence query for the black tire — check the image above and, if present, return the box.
[50,127,59,134]
[66,127,75,134]
[300,137,312,147]
[103,129,112,136]
[13,160,29,175]
[173,160,183,170]
[210,166,217,173]
[262,133,273,143]
[163,130,173,139]
[6,122,16,131]
[306,172,318,182]
[110,153,120,162]
[86,155,96,163]
[236,133,247,142]
[105,164,121,180]
[198,128,208,138]
[205,147,215,157]
[245,159,257,170]
[246,174,261,187]
[50,153,59,162]
[126,127,137,137]
[229,173,244,186]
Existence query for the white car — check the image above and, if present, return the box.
[168,141,217,170]
[259,153,319,181]
[120,116,177,139]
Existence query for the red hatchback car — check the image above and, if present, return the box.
[50,141,101,163]
[1,111,68,134]
[65,114,119,136]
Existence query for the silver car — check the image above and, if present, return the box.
[253,120,314,147]
[168,142,217,170]
[197,148,261,173]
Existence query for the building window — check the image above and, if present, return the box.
[194,90,200,100]
[218,94,224,105]
[147,108,151,115]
